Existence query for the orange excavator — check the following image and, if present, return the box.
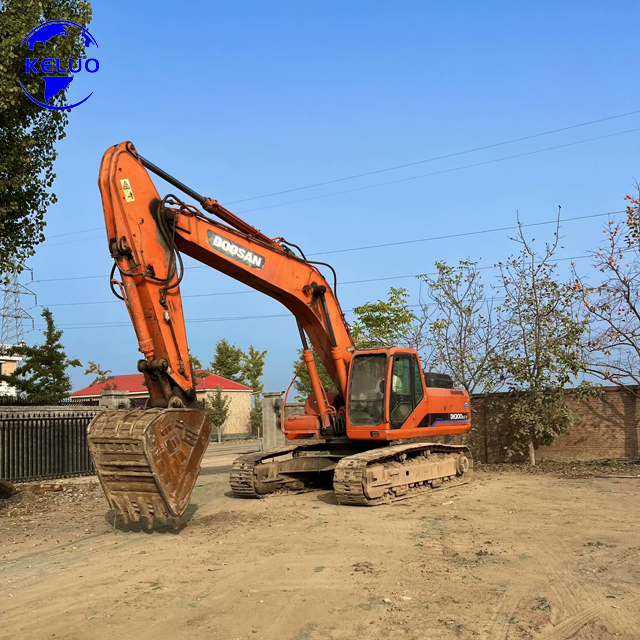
[87,141,472,527]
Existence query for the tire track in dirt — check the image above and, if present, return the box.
[535,595,640,640]
[484,585,531,640]
[610,606,640,639]
[482,503,617,639]
[531,532,639,640]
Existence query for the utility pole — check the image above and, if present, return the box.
[1,269,36,346]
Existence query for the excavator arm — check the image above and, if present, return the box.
[88,141,354,526]
[99,141,353,416]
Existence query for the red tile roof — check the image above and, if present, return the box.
[71,371,252,397]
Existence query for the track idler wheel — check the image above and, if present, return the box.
[456,454,470,475]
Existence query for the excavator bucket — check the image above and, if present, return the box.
[87,408,212,527]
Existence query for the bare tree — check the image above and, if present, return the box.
[573,188,640,394]
[498,211,589,465]
[419,260,505,394]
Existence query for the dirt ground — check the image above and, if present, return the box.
[1,444,639,640]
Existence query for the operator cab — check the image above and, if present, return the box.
[347,349,456,431]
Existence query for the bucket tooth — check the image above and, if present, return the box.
[88,408,212,526]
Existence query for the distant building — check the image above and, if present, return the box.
[0,348,23,397]
[70,371,253,437]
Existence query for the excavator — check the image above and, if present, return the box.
[87,141,473,527]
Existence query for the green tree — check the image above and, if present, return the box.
[0,308,81,403]
[249,403,262,435]
[84,360,116,390]
[420,260,506,394]
[0,1,92,277]
[244,346,267,436]
[290,287,425,401]
[498,213,589,465]
[210,339,246,383]
[244,346,267,395]
[208,340,267,433]
[291,348,337,401]
[188,349,209,387]
[206,386,230,443]
[351,287,422,349]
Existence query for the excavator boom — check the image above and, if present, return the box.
[98,142,352,411]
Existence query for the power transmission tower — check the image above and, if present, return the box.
[1,270,36,345]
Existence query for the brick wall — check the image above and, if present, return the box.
[468,386,640,463]
[261,387,640,462]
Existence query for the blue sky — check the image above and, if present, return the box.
[19,0,640,392]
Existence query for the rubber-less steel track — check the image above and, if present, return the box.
[231,442,472,505]
[333,443,473,506]
[229,445,312,498]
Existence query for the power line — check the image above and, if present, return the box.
[45,234,104,248]
[308,211,624,256]
[36,235,632,331]
[225,109,640,205]
[47,228,102,239]
[37,251,600,309]
[31,208,624,283]
[30,295,514,331]
[37,247,617,326]
[237,129,640,214]
[38,111,640,243]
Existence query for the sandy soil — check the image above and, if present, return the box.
[1,443,639,640]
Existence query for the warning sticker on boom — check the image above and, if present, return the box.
[207,231,265,270]
[120,179,135,202]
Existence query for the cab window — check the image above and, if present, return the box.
[390,355,414,428]
[348,354,387,426]
[413,358,424,404]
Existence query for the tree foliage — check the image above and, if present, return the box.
[209,339,246,383]
[351,287,424,350]
[209,339,266,390]
[249,404,263,436]
[291,287,425,400]
[208,340,266,434]
[84,360,115,389]
[292,348,337,401]
[420,260,505,394]
[573,190,640,393]
[188,349,209,385]
[0,308,81,403]
[244,346,267,396]
[0,1,92,277]
[244,346,267,436]
[498,214,588,464]
[206,386,230,441]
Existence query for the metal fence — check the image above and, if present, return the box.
[0,395,100,407]
[0,413,95,482]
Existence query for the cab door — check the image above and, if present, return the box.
[389,354,424,429]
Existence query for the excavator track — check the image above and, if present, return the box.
[88,408,212,527]
[333,443,472,506]
[230,444,336,498]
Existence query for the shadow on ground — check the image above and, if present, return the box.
[104,503,199,533]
